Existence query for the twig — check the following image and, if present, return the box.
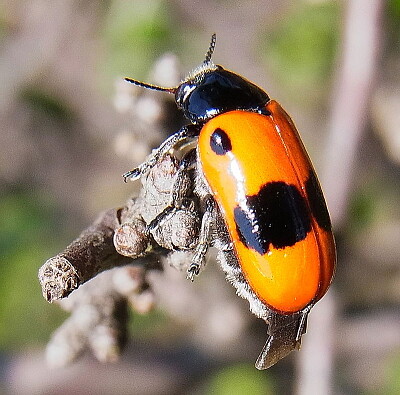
[38,208,133,302]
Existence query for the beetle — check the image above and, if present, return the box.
[123,34,336,369]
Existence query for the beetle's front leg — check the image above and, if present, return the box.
[123,125,200,182]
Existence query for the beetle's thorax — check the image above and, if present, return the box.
[175,64,270,124]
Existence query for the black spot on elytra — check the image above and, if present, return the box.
[305,171,332,231]
[210,128,232,155]
[234,182,311,254]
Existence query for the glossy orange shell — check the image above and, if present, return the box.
[197,100,336,314]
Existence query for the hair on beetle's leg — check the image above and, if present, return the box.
[146,149,197,233]
[123,125,200,182]
[187,195,215,281]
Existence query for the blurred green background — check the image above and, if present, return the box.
[1,0,399,394]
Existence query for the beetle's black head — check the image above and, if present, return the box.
[124,34,270,124]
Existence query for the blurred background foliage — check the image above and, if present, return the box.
[0,0,399,394]
[104,1,173,83]
[262,1,339,104]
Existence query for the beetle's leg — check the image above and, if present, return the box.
[187,195,215,281]
[255,306,312,370]
[123,125,200,182]
[146,149,197,233]
[295,304,311,342]
[170,149,197,209]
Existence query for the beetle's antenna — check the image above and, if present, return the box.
[204,33,217,64]
[125,35,217,90]
[124,78,177,94]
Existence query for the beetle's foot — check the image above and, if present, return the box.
[123,168,141,182]
[186,264,200,281]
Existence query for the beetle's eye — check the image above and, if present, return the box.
[175,83,194,108]
[210,128,232,155]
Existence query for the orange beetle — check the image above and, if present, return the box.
[198,103,336,314]
[124,34,336,368]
